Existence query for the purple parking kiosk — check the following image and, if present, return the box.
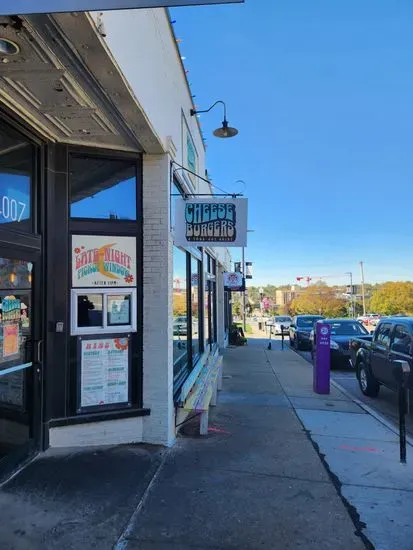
[313,322,331,394]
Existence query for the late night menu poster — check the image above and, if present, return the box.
[80,337,129,408]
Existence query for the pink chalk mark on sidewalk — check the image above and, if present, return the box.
[208,426,231,435]
[339,445,380,453]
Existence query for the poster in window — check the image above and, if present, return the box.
[72,235,137,288]
[80,337,129,408]
[108,295,131,326]
[3,324,20,358]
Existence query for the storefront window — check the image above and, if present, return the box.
[77,295,103,327]
[0,124,32,232]
[70,156,137,220]
[205,254,217,349]
[204,282,209,347]
[173,247,188,377]
[191,257,201,361]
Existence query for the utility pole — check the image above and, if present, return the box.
[360,261,366,316]
[346,271,354,317]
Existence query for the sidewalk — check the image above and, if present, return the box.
[265,338,413,550]
[2,337,411,549]
[115,338,366,550]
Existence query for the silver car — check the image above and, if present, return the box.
[272,316,292,335]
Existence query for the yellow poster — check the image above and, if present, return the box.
[3,323,19,358]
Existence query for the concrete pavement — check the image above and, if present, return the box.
[265,336,413,550]
[4,333,409,549]
[116,337,366,550]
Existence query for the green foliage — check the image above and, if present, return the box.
[370,282,413,315]
[235,322,252,334]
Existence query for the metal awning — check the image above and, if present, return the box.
[0,0,243,17]
[0,13,164,153]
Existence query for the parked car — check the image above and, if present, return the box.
[173,316,187,336]
[357,314,381,329]
[271,316,292,335]
[350,317,413,397]
[289,315,325,350]
[310,318,369,368]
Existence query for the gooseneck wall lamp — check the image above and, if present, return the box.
[190,100,238,138]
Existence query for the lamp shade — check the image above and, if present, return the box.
[213,119,238,138]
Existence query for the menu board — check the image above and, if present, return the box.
[80,336,129,409]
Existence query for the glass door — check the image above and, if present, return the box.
[0,256,40,472]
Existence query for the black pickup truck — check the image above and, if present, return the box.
[350,317,413,397]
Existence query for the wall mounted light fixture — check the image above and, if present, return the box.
[190,100,238,138]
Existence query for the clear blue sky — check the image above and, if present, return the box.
[172,0,413,287]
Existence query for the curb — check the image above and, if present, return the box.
[331,378,413,448]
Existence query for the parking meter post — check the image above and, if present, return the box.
[314,322,331,394]
[267,325,272,350]
[399,385,407,464]
[393,360,410,464]
[281,325,284,350]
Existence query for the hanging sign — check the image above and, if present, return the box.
[80,336,130,408]
[246,262,253,279]
[175,198,248,248]
[223,272,245,292]
[0,0,242,16]
[72,235,136,288]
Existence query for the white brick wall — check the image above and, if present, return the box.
[50,417,144,447]
[142,153,176,446]
[96,8,205,178]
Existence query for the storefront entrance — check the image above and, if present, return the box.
[0,253,42,477]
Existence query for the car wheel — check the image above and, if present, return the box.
[358,362,380,397]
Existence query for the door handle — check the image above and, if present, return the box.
[35,340,43,364]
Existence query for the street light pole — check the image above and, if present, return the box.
[360,261,366,316]
[242,246,246,332]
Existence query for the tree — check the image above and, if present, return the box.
[290,284,347,317]
[173,293,186,316]
[370,282,413,315]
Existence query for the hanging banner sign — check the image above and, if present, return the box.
[0,0,242,16]
[72,235,137,288]
[224,272,245,292]
[175,198,248,248]
[245,261,253,279]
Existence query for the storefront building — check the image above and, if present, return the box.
[0,8,232,478]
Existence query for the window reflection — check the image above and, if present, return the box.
[0,125,32,230]
[70,156,136,220]
[173,248,188,375]
[191,258,201,360]
[77,295,103,327]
